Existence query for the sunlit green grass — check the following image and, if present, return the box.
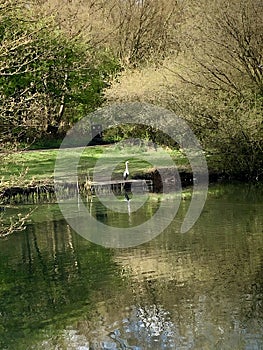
[1,147,102,184]
[1,144,190,186]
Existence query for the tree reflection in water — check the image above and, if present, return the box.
[1,184,263,350]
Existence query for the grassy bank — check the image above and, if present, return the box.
[1,144,194,190]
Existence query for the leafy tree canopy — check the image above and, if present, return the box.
[0,1,120,145]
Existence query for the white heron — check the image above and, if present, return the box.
[123,161,129,180]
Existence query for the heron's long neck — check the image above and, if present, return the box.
[126,163,129,172]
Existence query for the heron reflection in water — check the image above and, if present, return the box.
[124,190,131,218]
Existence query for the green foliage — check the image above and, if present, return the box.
[169,86,263,180]
[1,0,262,181]
[103,123,178,148]
[0,5,120,145]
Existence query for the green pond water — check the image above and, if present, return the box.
[0,183,263,349]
